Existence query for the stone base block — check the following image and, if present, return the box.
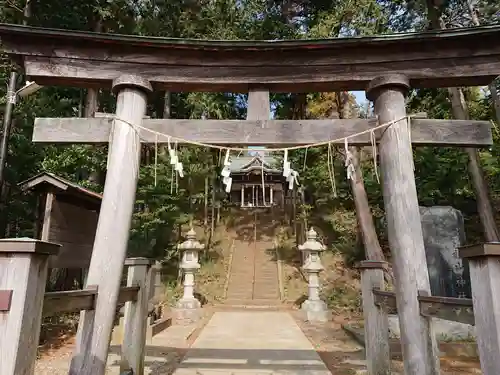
[173,307,202,325]
[177,297,201,310]
[301,299,329,323]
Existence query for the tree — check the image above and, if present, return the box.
[424,0,499,242]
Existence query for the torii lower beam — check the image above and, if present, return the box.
[33,118,492,147]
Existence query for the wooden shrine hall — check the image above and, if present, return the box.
[0,22,500,375]
[229,152,284,207]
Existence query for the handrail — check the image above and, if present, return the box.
[43,285,140,317]
[371,288,475,325]
[418,294,474,326]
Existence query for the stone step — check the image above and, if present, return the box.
[254,274,277,279]
[226,292,253,297]
[227,286,253,291]
[254,276,278,281]
[230,276,254,280]
[226,296,254,301]
[222,298,284,306]
[226,289,253,295]
[224,212,283,306]
[229,270,254,273]
[254,287,279,293]
[254,296,280,300]
[254,281,278,286]
[254,280,279,286]
[254,289,280,295]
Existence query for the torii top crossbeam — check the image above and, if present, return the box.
[0,23,499,92]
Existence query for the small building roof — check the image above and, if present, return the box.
[230,155,281,174]
[19,172,102,210]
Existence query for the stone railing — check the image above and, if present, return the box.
[0,238,160,375]
[359,242,500,375]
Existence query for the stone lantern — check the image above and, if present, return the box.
[177,228,204,310]
[298,227,329,322]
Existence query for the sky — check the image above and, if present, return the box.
[352,90,367,105]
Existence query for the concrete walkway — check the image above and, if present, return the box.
[173,311,331,374]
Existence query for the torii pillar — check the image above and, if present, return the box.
[70,75,152,375]
[366,74,439,375]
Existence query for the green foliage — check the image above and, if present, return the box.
[1,0,500,296]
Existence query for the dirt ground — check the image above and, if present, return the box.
[35,217,482,375]
[35,310,212,375]
[296,313,482,375]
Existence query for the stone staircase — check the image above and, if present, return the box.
[224,209,284,308]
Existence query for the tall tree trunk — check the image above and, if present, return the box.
[204,176,209,227]
[337,92,388,262]
[489,81,500,125]
[23,0,31,23]
[349,148,385,261]
[427,1,499,241]
[86,19,104,185]
[465,0,500,126]
[210,176,216,244]
[163,91,171,120]
[449,88,499,242]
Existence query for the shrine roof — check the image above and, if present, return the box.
[1,23,499,91]
[230,155,281,174]
[19,172,102,210]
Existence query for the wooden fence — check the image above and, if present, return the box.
[0,238,166,375]
[359,242,500,375]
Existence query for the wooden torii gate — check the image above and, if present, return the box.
[0,23,499,375]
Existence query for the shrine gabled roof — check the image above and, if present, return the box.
[0,23,499,91]
[230,155,281,174]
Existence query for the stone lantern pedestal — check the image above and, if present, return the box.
[175,228,204,324]
[299,228,329,322]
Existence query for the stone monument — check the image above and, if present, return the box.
[419,206,470,298]
[299,228,329,322]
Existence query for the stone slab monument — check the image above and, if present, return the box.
[419,206,470,298]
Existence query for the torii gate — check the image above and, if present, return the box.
[0,23,499,375]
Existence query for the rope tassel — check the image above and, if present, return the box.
[370,129,380,183]
[344,138,355,181]
[221,149,232,193]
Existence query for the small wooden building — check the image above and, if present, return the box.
[19,172,101,270]
[228,153,285,207]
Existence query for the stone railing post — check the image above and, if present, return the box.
[120,257,153,375]
[0,238,60,375]
[149,261,164,319]
[359,260,391,375]
[298,228,328,322]
[459,243,500,375]
[176,229,204,322]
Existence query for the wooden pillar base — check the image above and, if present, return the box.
[366,74,439,375]
[358,261,391,375]
[121,258,154,375]
[460,243,500,375]
[0,239,60,375]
